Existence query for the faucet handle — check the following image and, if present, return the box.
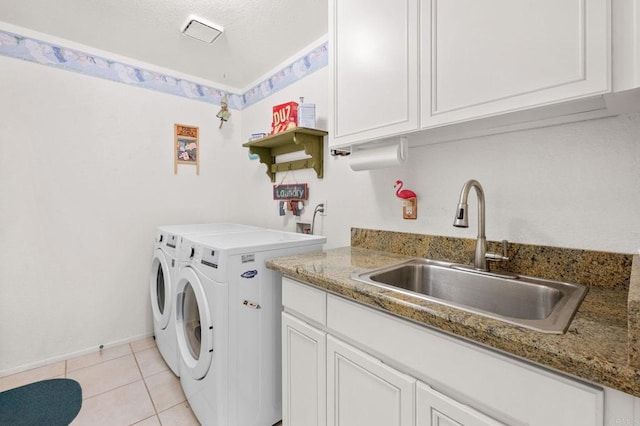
[486,240,509,262]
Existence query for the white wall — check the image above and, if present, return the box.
[0,55,250,373]
[241,66,640,254]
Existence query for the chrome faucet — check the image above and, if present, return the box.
[453,179,508,271]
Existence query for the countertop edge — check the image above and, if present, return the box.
[628,254,640,368]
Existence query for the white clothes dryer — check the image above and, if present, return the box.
[175,229,325,426]
[149,223,262,376]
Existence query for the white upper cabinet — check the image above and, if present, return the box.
[329,0,419,147]
[421,0,610,128]
[329,0,640,148]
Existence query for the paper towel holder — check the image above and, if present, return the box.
[353,137,407,157]
[330,148,351,156]
[347,137,409,171]
[330,137,409,159]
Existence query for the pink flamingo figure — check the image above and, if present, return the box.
[394,180,417,200]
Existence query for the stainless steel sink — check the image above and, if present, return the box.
[352,258,588,333]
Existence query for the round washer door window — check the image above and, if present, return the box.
[182,284,201,360]
[175,267,213,380]
[150,250,172,329]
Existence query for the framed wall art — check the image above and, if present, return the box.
[174,123,199,175]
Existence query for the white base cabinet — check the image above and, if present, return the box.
[281,277,634,426]
[417,382,505,426]
[326,335,505,426]
[282,313,326,426]
[327,335,415,426]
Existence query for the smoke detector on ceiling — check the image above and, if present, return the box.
[181,16,224,44]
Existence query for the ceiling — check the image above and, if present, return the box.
[0,0,328,90]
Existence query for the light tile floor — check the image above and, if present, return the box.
[0,337,199,425]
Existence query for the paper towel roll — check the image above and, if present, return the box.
[349,138,407,171]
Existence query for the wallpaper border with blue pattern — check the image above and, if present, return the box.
[0,29,328,110]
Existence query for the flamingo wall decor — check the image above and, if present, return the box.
[394,180,418,219]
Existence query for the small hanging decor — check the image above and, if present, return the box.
[273,181,308,218]
[394,180,418,219]
[174,124,199,175]
[216,94,231,128]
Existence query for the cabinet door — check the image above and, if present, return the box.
[327,335,415,426]
[421,0,610,128]
[329,0,419,147]
[327,294,604,426]
[282,313,326,426]
[417,382,505,426]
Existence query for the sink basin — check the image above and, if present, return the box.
[352,258,587,333]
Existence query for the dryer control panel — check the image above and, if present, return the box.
[201,248,219,269]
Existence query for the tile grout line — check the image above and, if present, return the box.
[70,350,144,401]
[68,357,127,374]
[130,342,163,424]
[80,378,144,402]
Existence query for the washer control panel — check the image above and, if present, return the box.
[166,234,178,249]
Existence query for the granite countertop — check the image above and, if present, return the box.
[267,246,640,398]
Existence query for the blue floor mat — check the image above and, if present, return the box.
[0,378,82,426]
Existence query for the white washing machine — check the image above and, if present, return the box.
[175,229,326,426]
[149,223,262,376]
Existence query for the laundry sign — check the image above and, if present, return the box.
[273,183,308,200]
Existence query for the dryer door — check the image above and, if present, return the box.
[175,267,214,380]
[150,249,172,330]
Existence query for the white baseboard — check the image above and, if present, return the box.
[0,331,154,378]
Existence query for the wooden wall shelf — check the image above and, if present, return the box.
[242,127,328,182]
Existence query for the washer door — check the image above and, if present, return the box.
[175,266,214,380]
[150,249,172,330]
